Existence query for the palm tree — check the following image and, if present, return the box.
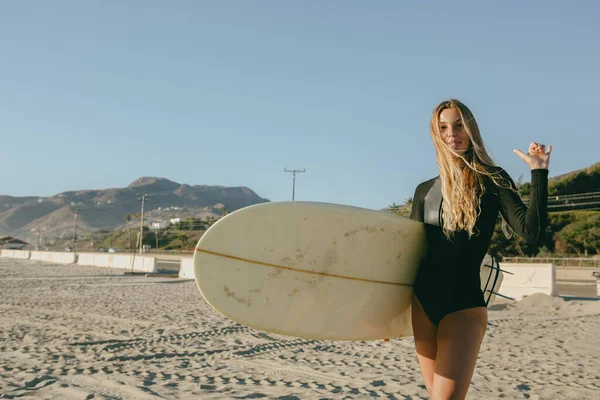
[387,197,413,217]
[387,202,401,214]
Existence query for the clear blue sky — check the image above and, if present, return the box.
[1,1,598,209]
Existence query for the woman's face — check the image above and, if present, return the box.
[439,107,471,155]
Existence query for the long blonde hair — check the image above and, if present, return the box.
[430,99,508,239]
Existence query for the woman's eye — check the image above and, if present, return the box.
[454,123,463,129]
[440,126,447,131]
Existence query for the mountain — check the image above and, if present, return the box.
[0,177,269,243]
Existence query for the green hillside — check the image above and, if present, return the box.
[492,163,600,258]
[520,162,600,196]
[94,228,205,252]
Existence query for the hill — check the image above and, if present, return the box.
[520,162,600,197]
[0,177,269,244]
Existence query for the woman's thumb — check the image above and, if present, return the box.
[513,148,528,162]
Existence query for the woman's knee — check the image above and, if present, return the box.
[431,373,470,400]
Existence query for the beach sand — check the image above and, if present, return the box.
[1,258,599,399]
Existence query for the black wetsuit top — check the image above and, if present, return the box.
[409,168,548,326]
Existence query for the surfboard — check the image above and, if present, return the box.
[480,253,505,306]
[193,201,505,341]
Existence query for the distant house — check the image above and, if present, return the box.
[151,221,167,230]
[0,236,29,249]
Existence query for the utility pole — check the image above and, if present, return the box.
[41,225,48,248]
[71,202,82,250]
[125,214,132,250]
[35,228,41,250]
[284,168,305,201]
[138,194,150,254]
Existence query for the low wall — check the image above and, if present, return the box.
[555,267,599,282]
[0,249,31,259]
[179,257,195,279]
[76,253,95,266]
[498,262,556,301]
[131,256,157,273]
[77,252,157,273]
[30,251,77,264]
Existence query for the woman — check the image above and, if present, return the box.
[409,99,552,399]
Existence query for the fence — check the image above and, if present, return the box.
[503,257,600,268]
[73,249,195,256]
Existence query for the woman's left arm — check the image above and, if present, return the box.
[498,142,553,244]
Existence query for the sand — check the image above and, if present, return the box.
[1,258,599,399]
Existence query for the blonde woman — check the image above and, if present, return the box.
[409,99,552,399]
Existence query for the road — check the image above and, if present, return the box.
[556,282,598,299]
[155,258,182,273]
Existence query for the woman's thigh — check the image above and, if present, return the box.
[431,307,488,400]
[411,294,438,394]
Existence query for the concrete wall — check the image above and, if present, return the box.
[179,257,195,279]
[76,252,157,273]
[555,267,599,282]
[499,262,556,301]
[0,249,156,273]
[131,255,157,273]
[0,249,31,259]
[30,251,77,264]
[76,253,96,266]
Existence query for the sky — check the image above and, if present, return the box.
[1,1,599,210]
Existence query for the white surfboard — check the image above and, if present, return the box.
[193,201,505,341]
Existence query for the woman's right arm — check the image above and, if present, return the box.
[410,184,425,222]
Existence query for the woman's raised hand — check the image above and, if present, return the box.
[514,142,552,170]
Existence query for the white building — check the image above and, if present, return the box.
[151,221,167,230]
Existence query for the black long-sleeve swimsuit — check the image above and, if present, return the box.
[409,168,548,326]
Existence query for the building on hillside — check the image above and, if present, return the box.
[151,221,167,230]
[0,236,29,249]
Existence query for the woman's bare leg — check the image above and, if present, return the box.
[411,294,438,394]
[431,307,487,400]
